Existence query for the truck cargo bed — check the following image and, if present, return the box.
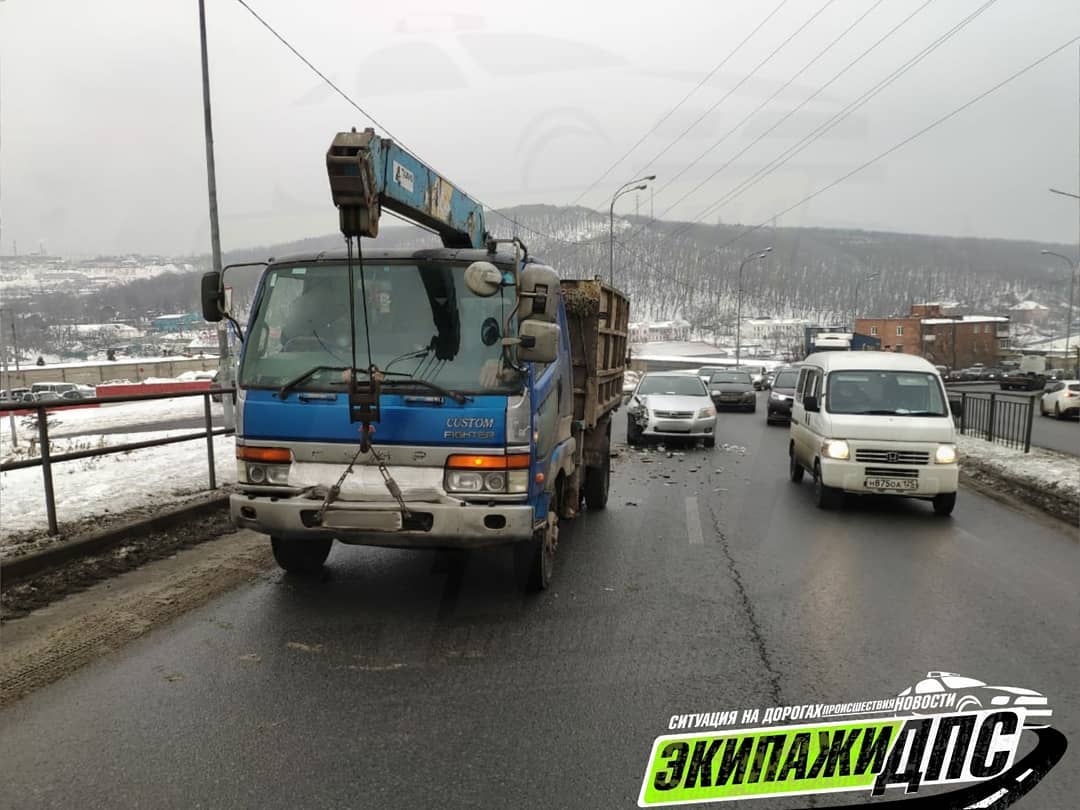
[561,279,630,428]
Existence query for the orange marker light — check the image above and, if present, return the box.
[446,454,530,470]
[237,446,291,463]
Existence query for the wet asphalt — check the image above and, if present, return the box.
[1,391,1077,809]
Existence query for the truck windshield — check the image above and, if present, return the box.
[826,370,948,416]
[240,261,519,395]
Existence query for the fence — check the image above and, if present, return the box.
[0,389,235,536]
[950,391,1035,452]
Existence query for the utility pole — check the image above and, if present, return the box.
[0,309,18,447]
[735,248,772,368]
[198,0,234,429]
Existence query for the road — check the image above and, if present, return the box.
[1,392,1078,809]
[948,384,1077,455]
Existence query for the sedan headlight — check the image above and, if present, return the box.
[821,439,850,460]
[696,406,715,419]
[934,444,958,464]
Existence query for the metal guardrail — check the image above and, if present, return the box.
[950,390,1035,453]
[0,389,236,536]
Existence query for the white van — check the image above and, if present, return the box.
[788,352,958,515]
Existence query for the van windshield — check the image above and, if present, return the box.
[826,371,948,416]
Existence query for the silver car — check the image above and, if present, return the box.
[626,373,717,447]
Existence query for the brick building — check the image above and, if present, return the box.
[1008,300,1050,324]
[855,306,1010,368]
[853,316,922,354]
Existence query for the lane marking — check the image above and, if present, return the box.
[686,496,704,545]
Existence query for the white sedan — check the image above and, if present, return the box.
[626,372,717,447]
[1039,380,1079,419]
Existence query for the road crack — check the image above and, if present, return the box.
[704,499,783,706]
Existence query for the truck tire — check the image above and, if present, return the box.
[517,486,559,591]
[271,536,332,574]
[584,455,610,510]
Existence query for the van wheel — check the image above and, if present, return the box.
[271,536,332,574]
[813,462,841,509]
[933,492,957,516]
[789,445,804,483]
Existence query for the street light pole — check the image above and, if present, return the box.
[609,175,655,287]
[1041,249,1078,365]
[197,0,234,430]
[852,272,879,330]
[735,247,773,368]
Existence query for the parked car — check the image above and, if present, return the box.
[975,366,1006,381]
[1039,380,1079,419]
[31,381,77,397]
[708,370,757,412]
[626,372,716,447]
[1000,369,1046,391]
[789,352,958,515]
[765,367,801,425]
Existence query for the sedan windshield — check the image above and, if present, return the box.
[638,375,707,396]
[241,262,519,394]
[827,370,948,416]
[710,372,752,385]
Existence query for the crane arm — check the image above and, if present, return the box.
[327,128,486,249]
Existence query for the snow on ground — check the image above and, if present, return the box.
[0,432,236,542]
[1,396,214,458]
[958,435,1080,503]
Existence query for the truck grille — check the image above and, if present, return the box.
[864,467,920,478]
[855,449,929,465]
[654,410,694,419]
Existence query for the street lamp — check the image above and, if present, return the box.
[1040,249,1079,363]
[852,272,879,330]
[735,247,773,368]
[609,175,656,287]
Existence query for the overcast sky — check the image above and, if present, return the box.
[2,0,1078,258]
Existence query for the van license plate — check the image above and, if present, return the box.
[322,510,403,532]
[865,477,918,492]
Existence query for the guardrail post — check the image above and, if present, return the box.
[959,393,966,435]
[986,393,996,444]
[204,393,217,490]
[38,405,59,535]
[1023,394,1035,453]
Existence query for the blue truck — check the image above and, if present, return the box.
[201,128,629,589]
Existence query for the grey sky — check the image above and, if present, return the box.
[2,0,1078,258]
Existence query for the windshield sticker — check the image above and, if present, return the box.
[639,671,1065,808]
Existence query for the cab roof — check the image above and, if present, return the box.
[268,248,522,266]
[802,351,939,373]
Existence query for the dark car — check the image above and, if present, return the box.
[765,367,801,424]
[1000,369,1045,391]
[708,370,757,412]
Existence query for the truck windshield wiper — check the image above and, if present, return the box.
[381,377,471,405]
[278,366,349,399]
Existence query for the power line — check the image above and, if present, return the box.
[566,0,791,208]
[622,0,889,247]
[625,0,842,185]
[669,0,1002,241]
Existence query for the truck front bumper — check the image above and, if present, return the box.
[231,493,537,549]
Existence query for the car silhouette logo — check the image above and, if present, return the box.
[887,452,899,463]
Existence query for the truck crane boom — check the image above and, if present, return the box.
[326,127,487,249]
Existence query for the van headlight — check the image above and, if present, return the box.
[821,439,850,460]
[934,444,958,464]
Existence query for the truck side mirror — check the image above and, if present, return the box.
[518,320,559,364]
[517,265,560,323]
[201,272,224,322]
[804,394,819,412]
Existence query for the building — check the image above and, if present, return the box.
[854,305,1011,368]
[152,313,202,333]
[1008,300,1050,324]
[627,320,692,343]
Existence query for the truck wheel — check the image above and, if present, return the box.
[518,487,559,591]
[932,492,957,516]
[584,455,611,510]
[271,536,332,574]
[813,462,841,509]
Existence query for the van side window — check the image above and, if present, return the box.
[796,368,810,401]
[805,371,821,400]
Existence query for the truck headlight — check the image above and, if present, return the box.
[240,462,290,486]
[821,439,850,460]
[934,444,958,464]
[445,454,530,494]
